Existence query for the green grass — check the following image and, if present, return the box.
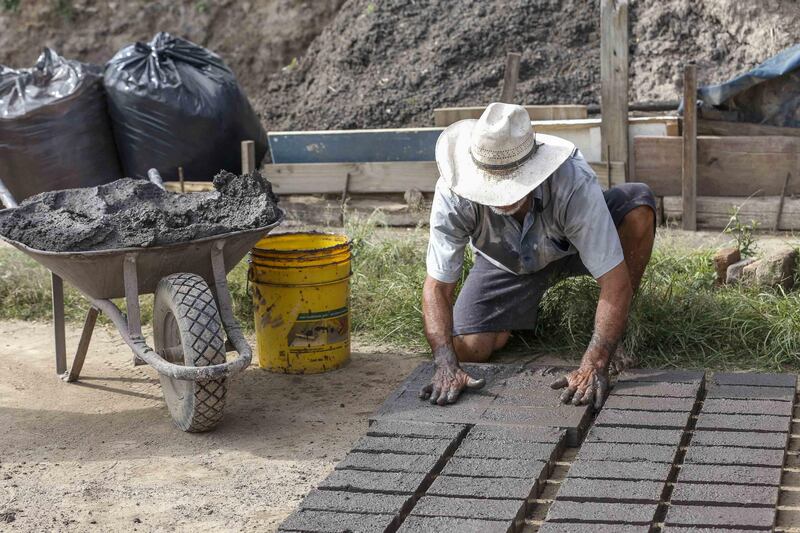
[0,218,798,373]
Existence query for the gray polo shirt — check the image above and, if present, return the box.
[426,151,624,283]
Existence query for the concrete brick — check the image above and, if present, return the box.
[317,470,427,494]
[440,457,547,480]
[661,528,755,533]
[300,489,412,515]
[705,384,794,401]
[555,477,665,503]
[664,503,775,530]
[617,369,705,384]
[695,413,791,433]
[545,501,658,525]
[690,430,788,450]
[538,524,650,533]
[397,516,511,533]
[575,442,678,463]
[427,475,537,500]
[479,406,591,446]
[466,425,565,444]
[565,460,672,481]
[602,395,696,412]
[683,445,785,468]
[336,452,441,473]
[670,482,779,507]
[366,419,467,440]
[410,495,526,522]
[279,509,396,533]
[593,409,691,430]
[610,381,700,398]
[677,463,782,486]
[351,435,453,456]
[586,427,684,447]
[711,371,796,389]
[702,398,794,417]
[453,439,559,462]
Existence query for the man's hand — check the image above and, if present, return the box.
[419,346,485,406]
[550,364,608,409]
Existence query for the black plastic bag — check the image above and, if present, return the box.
[104,32,267,182]
[0,48,122,202]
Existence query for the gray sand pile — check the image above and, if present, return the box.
[0,171,281,252]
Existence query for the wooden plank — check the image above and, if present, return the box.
[433,105,588,126]
[241,140,256,174]
[682,64,698,230]
[499,52,522,103]
[698,119,800,138]
[600,0,629,172]
[663,196,800,230]
[164,181,213,193]
[263,162,439,194]
[589,161,627,189]
[634,136,800,197]
[280,195,432,227]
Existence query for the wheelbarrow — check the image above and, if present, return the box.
[0,173,284,431]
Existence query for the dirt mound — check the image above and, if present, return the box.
[0,172,281,252]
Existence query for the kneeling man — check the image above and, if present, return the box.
[419,103,655,408]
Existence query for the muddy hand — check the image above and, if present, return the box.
[419,346,485,406]
[550,365,608,409]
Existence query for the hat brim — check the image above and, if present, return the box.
[435,119,575,206]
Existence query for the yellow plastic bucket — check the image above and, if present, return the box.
[249,232,351,373]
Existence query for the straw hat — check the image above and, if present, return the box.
[435,102,575,206]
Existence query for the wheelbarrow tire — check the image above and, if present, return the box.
[153,273,227,432]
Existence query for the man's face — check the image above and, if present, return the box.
[489,195,528,216]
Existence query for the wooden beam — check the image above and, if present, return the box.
[600,0,629,174]
[262,162,440,195]
[589,161,627,189]
[499,52,521,103]
[280,195,432,227]
[433,105,588,126]
[698,118,800,138]
[682,64,698,230]
[663,195,800,230]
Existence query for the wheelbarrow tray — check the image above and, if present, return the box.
[0,215,284,300]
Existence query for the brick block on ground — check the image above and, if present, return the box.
[616,369,705,384]
[538,524,651,533]
[677,463,782,486]
[453,438,560,462]
[593,409,691,430]
[369,387,493,425]
[610,381,701,398]
[690,430,788,450]
[575,442,678,463]
[585,427,684,447]
[601,395,696,412]
[336,452,442,474]
[397,516,512,533]
[466,425,565,443]
[545,500,658,525]
[427,475,538,500]
[299,489,413,515]
[705,384,794,401]
[440,457,548,480]
[565,460,672,482]
[555,477,665,503]
[366,420,467,440]
[664,503,775,530]
[278,509,397,533]
[682,445,785,468]
[317,470,428,494]
[410,495,526,522]
[711,371,797,389]
[701,398,794,417]
[479,406,592,446]
[670,482,779,507]
[351,435,454,456]
[694,413,791,433]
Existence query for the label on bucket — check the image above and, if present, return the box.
[287,307,349,350]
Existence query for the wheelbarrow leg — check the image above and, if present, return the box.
[52,273,67,376]
[63,307,99,383]
[123,254,146,366]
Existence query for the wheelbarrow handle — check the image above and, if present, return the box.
[0,177,19,208]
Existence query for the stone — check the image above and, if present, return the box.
[538,524,650,533]
[453,439,559,462]
[300,489,412,515]
[610,381,700,398]
[690,430,788,450]
[701,398,794,417]
[440,457,547,480]
[682,445,785,468]
[366,420,467,440]
[317,470,428,494]
[410,496,526,522]
[336,452,442,473]
[427,475,537,500]
[565,460,672,482]
[555,478,665,503]
[754,247,798,290]
[695,413,791,433]
[664,503,775,530]
[351,436,454,456]
[279,509,397,533]
[670,482,779,507]
[726,257,756,284]
[616,369,705,384]
[714,247,741,283]
[466,425,565,443]
[677,464,782,486]
[585,427,684,447]
[545,501,658,525]
[593,409,691,430]
[602,395,697,412]
[704,384,794,401]
[575,442,678,464]
[397,516,512,533]
[711,372,797,389]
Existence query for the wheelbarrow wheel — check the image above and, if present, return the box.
[153,273,227,432]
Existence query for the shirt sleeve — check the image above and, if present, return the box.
[426,179,475,283]
[562,171,625,279]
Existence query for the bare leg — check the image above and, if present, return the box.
[453,331,511,363]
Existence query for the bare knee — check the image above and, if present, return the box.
[620,206,655,241]
[454,331,511,363]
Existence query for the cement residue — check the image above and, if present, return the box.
[0,171,281,252]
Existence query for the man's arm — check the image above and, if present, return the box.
[419,275,485,405]
[550,260,632,408]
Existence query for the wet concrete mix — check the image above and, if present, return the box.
[0,171,281,252]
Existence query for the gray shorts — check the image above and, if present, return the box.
[452,182,656,336]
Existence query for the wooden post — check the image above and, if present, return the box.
[682,63,698,231]
[499,52,521,104]
[241,140,256,174]
[178,166,185,193]
[600,0,629,179]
